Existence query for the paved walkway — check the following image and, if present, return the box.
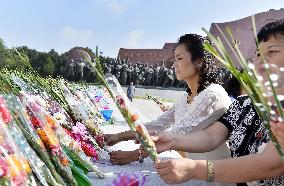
[111,98,173,124]
[121,86,185,100]
[132,98,173,123]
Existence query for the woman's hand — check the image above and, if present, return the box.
[151,132,175,153]
[271,121,284,149]
[160,105,171,112]
[109,150,138,165]
[104,134,121,146]
[155,158,196,184]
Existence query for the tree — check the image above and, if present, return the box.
[0,39,7,67]
[95,46,104,75]
[42,57,55,76]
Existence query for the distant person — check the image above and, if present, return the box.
[127,81,135,102]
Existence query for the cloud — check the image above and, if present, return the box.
[123,30,144,48]
[104,0,126,14]
[60,26,95,46]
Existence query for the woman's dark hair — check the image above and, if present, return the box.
[175,34,221,95]
[220,67,242,98]
[257,19,284,42]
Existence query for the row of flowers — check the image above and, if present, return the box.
[0,69,116,185]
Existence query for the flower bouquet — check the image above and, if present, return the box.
[39,99,105,178]
[202,16,284,160]
[58,80,108,151]
[70,85,109,146]
[0,94,60,186]
[84,86,114,123]
[19,91,79,185]
[0,71,68,185]
[59,80,103,135]
[25,87,105,175]
[0,68,105,182]
[85,85,114,123]
[11,74,105,161]
[0,116,34,186]
[99,72,158,162]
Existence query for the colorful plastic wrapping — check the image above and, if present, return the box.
[0,114,34,186]
[19,91,78,185]
[105,74,158,162]
[1,94,60,186]
[58,80,108,152]
[12,75,104,159]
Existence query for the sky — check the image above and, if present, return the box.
[0,0,283,57]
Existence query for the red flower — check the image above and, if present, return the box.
[116,95,126,109]
[30,116,43,128]
[135,125,143,132]
[128,178,139,186]
[64,128,72,136]
[0,97,12,124]
[95,135,105,148]
[80,141,98,159]
[50,145,62,156]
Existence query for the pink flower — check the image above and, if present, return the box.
[103,106,110,110]
[11,172,28,186]
[2,142,14,154]
[28,101,41,113]
[0,96,12,124]
[72,122,88,141]
[0,158,8,177]
[51,146,62,156]
[111,173,148,186]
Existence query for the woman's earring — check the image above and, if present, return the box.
[195,60,203,69]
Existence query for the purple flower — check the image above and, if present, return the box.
[95,96,102,102]
[109,173,148,186]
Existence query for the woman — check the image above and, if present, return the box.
[152,19,284,186]
[106,34,233,185]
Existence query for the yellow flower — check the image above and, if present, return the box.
[7,155,31,177]
[37,127,58,149]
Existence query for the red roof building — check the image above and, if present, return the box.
[117,9,284,68]
[118,43,175,68]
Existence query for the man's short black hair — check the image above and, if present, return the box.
[257,19,284,42]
